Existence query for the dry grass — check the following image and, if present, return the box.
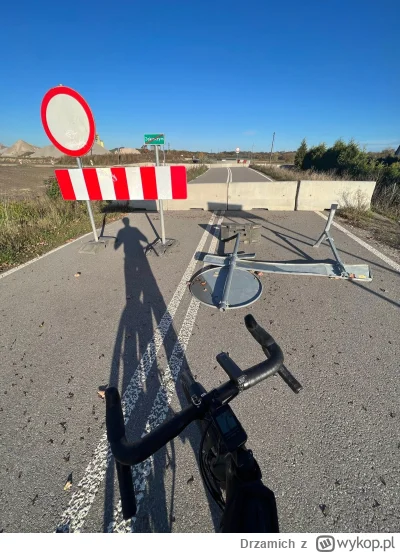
[337,190,399,251]
[0,193,122,272]
[249,164,348,181]
[186,164,208,181]
[338,189,371,224]
[372,182,400,220]
[0,164,207,272]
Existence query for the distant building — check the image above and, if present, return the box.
[395,145,400,157]
[95,134,104,148]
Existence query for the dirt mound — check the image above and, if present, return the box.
[119,147,140,155]
[85,142,110,155]
[30,142,110,158]
[29,145,64,158]
[1,139,40,157]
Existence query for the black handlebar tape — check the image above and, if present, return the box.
[245,315,303,394]
[105,387,137,519]
[116,462,137,520]
[245,314,275,349]
[107,403,202,466]
[106,387,126,442]
[278,365,303,394]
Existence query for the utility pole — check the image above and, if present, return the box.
[269,132,275,165]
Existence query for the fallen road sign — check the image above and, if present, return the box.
[54,166,187,200]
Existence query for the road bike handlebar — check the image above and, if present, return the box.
[105,314,302,520]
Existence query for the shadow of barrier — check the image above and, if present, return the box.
[111,180,377,211]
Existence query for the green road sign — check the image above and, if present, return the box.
[144,133,165,145]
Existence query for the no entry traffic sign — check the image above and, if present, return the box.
[41,86,96,157]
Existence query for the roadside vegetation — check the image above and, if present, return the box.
[249,164,347,182]
[252,138,400,250]
[0,163,209,272]
[186,164,208,181]
[0,178,122,272]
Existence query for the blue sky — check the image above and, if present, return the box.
[0,0,398,152]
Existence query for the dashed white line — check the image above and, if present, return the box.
[55,212,218,533]
[315,211,400,273]
[108,215,225,533]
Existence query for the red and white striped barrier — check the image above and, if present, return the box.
[54,166,187,201]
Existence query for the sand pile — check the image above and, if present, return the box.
[30,142,110,158]
[1,139,40,157]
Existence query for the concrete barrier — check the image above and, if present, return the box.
[113,179,377,212]
[122,182,228,211]
[227,181,298,210]
[167,183,227,210]
[297,181,376,210]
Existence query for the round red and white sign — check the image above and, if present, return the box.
[40,85,96,157]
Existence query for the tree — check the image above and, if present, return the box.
[294,138,307,169]
[302,143,327,171]
[319,139,347,172]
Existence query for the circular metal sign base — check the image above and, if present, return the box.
[190,267,262,310]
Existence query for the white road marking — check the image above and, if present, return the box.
[55,212,218,533]
[248,166,273,181]
[0,231,94,280]
[108,214,225,533]
[315,211,400,273]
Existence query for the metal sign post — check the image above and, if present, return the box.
[143,133,178,256]
[40,85,102,249]
[154,145,166,246]
[77,157,98,242]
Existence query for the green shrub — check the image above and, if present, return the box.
[45,177,62,199]
[302,143,327,171]
[294,138,307,169]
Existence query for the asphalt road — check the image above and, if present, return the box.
[0,210,399,533]
[190,166,271,183]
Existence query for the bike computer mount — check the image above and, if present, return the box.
[211,403,247,453]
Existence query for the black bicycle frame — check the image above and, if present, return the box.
[182,372,279,532]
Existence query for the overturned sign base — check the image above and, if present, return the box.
[146,238,178,257]
[190,204,372,311]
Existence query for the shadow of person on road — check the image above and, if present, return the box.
[103,216,220,533]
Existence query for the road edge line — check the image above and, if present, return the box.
[0,231,94,280]
[248,167,273,181]
[314,211,400,273]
